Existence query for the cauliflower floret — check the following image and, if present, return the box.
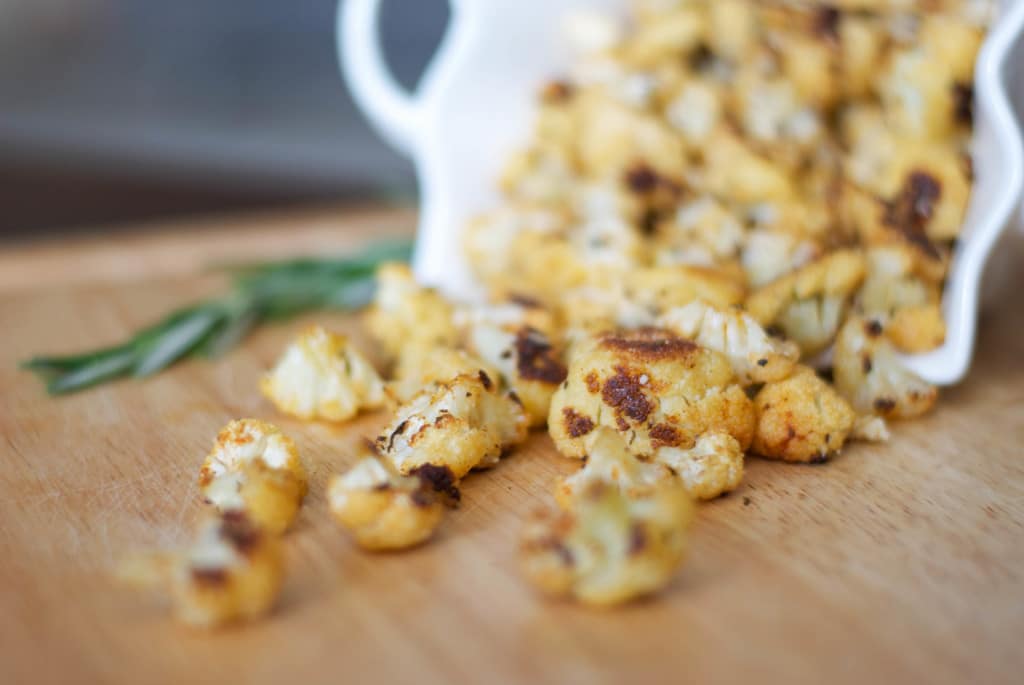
[520,480,695,606]
[467,323,567,427]
[751,366,856,463]
[879,146,971,243]
[548,327,755,460]
[555,428,672,508]
[198,419,307,534]
[651,195,745,267]
[328,454,446,551]
[857,245,945,352]
[364,263,458,359]
[625,265,746,312]
[746,249,866,355]
[850,414,891,443]
[833,316,938,419]
[376,372,528,479]
[656,431,744,500]
[741,228,822,289]
[387,346,500,406]
[118,512,284,628]
[703,129,795,204]
[658,300,799,384]
[260,326,385,422]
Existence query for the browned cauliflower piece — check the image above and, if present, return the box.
[387,346,500,406]
[118,512,284,628]
[548,327,755,460]
[833,316,938,419]
[555,428,672,509]
[752,366,856,463]
[657,300,799,384]
[466,322,567,427]
[260,325,385,422]
[328,454,446,551]
[376,372,528,479]
[655,431,744,501]
[198,419,307,534]
[850,414,891,443]
[878,146,971,243]
[364,263,458,359]
[857,245,945,353]
[746,249,866,355]
[520,480,695,606]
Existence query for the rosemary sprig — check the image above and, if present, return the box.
[22,239,413,395]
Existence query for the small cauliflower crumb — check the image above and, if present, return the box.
[658,300,799,384]
[520,480,695,606]
[376,372,528,479]
[198,419,307,534]
[118,512,284,628]
[261,325,385,422]
[328,454,445,551]
[752,366,856,463]
[850,414,891,443]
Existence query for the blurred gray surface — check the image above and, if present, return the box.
[0,0,448,194]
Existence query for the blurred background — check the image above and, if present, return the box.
[0,0,448,239]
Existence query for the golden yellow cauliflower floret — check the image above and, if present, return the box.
[658,300,799,384]
[703,129,795,204]
[328,454,446,551]
[555,428,672,509]
[198,419,307,534]
[118,512,284,628]
[260,325,385,422]
[548,328,755,460]
[365,263,458,359]
[746,249,867,355]
[752,366,856,463]
[467,322,567,427]
[741,228,822,289]
[833,316,938,419]
[376,372,528,479]
[387,346,499,406]
[857,245,945,353]
[879,145,971,243]
[520,480,694,606]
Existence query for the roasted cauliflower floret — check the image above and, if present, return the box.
[118,512,284,628]
[658,300,799,384]
[364,263,458,359]
[850,414,891,443]
[520,481,695,606]
[857,245,945,353]
[740,228,822,289]
[548,328,755,461]
[387,346,499,406]
[467,322,567,427]
[260,325,385,422]
[746,249,867,355]
[555,428,672,509]
[376,372,528,479]
[656,431,744,501]
[328,454,446,551]
[752,366,856,463]
[833,316,938,419]
[198,419,307,534]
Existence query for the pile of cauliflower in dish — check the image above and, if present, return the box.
[121,0,992,623]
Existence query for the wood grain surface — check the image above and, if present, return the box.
[1,208,1022,685]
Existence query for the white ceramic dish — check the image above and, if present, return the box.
[340,0,1024,386]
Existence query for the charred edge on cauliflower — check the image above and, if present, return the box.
[812,6,840,42]
[514,328,568,383]
[953,82,974,126]
[478,369,493,390]
[599,328,698,361]
[649,423,682,448]
[190,567,230,586]
[601,367,653,424]
[219,511,263,555]
[540,80,575,104]
[563,408,595,438]
[883,171,943,259]
[409,463,461,504]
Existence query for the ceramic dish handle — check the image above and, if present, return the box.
[339,0,424,155]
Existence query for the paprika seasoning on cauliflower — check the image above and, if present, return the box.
[261,325,385,423]
[751,366,856,463]
[376,372,528,480]
[520,480,695,606]
[118,512,284,628]
[548,327,755,461]
[198,419,307,534]
[328,454,446,551]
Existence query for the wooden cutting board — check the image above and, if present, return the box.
[1,207,1022,685]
